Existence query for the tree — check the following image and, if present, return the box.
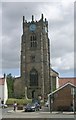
[6,73,14,98]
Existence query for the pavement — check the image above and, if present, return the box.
[1,107,76,119]
[7,109,76,115]
[2,112,76,119]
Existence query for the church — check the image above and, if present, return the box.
[14,14,59,101]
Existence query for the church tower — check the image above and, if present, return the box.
[21,14,51,100]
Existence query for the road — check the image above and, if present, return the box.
[0,107,76,120]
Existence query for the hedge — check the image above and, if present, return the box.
[6,98,32,105]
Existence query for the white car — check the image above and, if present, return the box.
[45,101,49,107]
[1,104,8,108]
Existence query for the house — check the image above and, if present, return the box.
[0,76,8,105]
[59,77,76,87]
[48,82,76,112]
[50,68,59,91]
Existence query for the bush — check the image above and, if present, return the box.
[6,98,32,106]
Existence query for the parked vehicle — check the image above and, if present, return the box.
[1,104,8,108]
[24,102,41,112]
[45,100,49,107]
[24,103,36,112]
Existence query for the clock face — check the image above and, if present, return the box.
[29,24,36,31]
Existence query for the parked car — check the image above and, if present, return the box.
[45,100,49,107]
[24,102,41,112]
[24,103,36,112]
[1,104,8,108]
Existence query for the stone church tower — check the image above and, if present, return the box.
[20,14,51,100]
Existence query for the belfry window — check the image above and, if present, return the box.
[30,68,38,86]
[30,35,37,48]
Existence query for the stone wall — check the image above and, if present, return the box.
[14,77,25,98]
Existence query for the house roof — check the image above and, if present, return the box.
[59,77,76,87]
[48,82,76,97]
[0,78,5,85]
[50,68,59,77]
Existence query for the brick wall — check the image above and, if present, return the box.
[51,85,75,111]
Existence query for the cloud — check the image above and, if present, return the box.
[1,0,75,3]
[52,52,74,70]
[0,3,2,70]
[51,22,74,58]
[1,2,74,77]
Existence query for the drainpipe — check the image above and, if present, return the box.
[72,87,75,114]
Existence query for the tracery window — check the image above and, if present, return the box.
[30,68,38,86]
[30,35,37,48]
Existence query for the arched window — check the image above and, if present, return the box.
[30,68,38,86]
[30,35,37,48]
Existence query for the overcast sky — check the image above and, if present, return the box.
[0,0,75,77]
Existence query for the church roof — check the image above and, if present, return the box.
[50,68,59,77]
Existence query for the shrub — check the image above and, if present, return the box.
[6,98,32,106]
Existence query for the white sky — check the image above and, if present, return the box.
[0,0,75,77]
